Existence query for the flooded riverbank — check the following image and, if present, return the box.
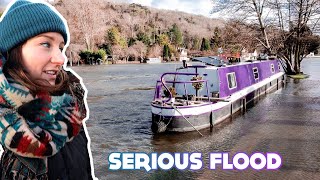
[71,58,320,180]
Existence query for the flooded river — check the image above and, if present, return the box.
[71,58,320,180]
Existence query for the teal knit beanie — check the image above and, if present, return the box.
[0,0,69,56]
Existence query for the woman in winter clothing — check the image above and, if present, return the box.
[0,0,94,179]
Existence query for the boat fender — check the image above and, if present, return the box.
[210,112,214,128]
[151,121,167,133]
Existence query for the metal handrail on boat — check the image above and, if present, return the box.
[154,72,210,103]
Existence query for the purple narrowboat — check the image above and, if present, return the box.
[151,58,285,133]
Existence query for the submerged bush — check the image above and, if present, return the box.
[79,49,107,64]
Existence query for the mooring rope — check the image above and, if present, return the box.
[170,104,203,137]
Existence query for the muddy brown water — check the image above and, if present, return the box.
[70,58,320,180]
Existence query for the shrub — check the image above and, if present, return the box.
[98,44,112,55]
[79,49,107,64]
[79,50,93,61]
[95,49,107,62]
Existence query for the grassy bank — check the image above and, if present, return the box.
[288,74,310,79]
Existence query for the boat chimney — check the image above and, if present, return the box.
[182,60,187,68]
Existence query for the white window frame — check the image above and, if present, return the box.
[227,72,237,89]
[271,64,275,73]
[253,67,259,80]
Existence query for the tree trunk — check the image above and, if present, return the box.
[294,50,301,73]
[280,53,295,75]
[286,59,296,75]
[252,0,271,53]
[85,35,91,51]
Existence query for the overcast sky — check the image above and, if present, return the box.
[118,0,215,17]
[1,0,215,17]
[0,0,11,8]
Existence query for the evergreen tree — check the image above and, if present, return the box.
[170,23,183,47]
[158,34,170,46]
[163,44,170,60]
[192,37,201,50]
[200,38,210,51]
[137,31,151,45]
[128,37,136,47]
[119,37,128,48]
[107,27,121,45]
[98,44,112,55]
[210,27,222,48]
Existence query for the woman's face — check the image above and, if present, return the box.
[21,32,65,86]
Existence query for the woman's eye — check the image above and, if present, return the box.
[41,42,50,48]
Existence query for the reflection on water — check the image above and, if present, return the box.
[70,58,320,180]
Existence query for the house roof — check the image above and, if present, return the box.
[191,56,225,66]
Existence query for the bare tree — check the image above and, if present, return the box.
[212,0,320,74]
[51,0,228,62]
[131,41,147,60]
[55,0,102,51]
[148,44,162,58]
[212,0,272,52]
[112,45,126,61]
[270,0,320,74]
[220,20,260,54]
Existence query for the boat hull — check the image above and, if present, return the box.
[151,74,285,133]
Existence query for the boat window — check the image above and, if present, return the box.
[271,64,275,73]
[253,67,259,80]
[227,72,237,89]
[278,62,281,70]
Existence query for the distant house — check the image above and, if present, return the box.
[143,57,161,64]
[191,56,225,66]
[307,52,315,57]
[241,48,258,61]
[307,47,320,57]
[177,48,189,61]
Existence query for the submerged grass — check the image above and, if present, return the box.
[288,74,310,79]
